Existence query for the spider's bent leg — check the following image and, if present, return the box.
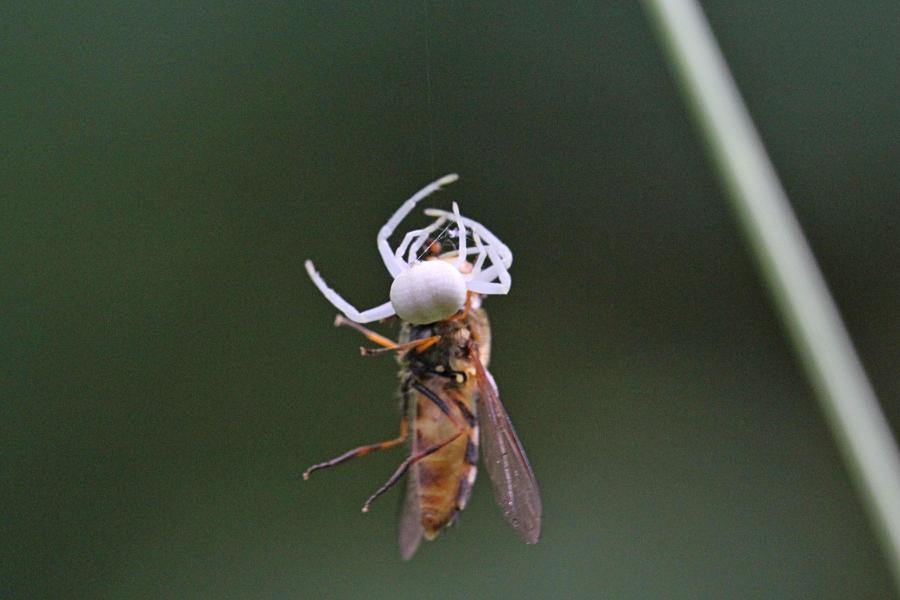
[464,241,511,295]
[407,216,450,263]
[481,238,511,292]
[466,280,509,294]
[396,216,447,263]
[305,260,396,323]
[451,202,467,269]
[469,229,487,277]
[468,261,503,282]
[424,210,514,270]
[396,228,426,264]
[377,174,459,278]
[462,220,513,270]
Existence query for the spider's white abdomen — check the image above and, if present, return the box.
[390,260,466,325]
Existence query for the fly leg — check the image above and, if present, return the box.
[361,381,467,513]
[360,335,441,356]
[303,415,409,480]
[333,314,440,356]
[334,314,398,348]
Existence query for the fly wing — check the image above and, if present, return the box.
[397,463,423,560]
[472,348,542,544]
[397,397,423,560]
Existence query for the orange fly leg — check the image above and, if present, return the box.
[333,314,441,355]
[412,335,441,353]
[303,416,409,480]
[361,381,468,513]
[334,314,398,349]
[360,335,441,357]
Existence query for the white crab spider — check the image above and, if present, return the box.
[304,174,513,325]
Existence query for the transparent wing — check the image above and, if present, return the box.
[472,349,542,544]
[397,399,423,560]
[397,464,423,560]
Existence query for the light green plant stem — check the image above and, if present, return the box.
[643,0,900,593]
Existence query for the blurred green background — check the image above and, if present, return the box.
[3,2,899,598]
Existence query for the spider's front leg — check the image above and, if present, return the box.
[304,260,396,323]
[377,174,459,278]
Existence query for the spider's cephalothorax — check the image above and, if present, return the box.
[305,174,513,325]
